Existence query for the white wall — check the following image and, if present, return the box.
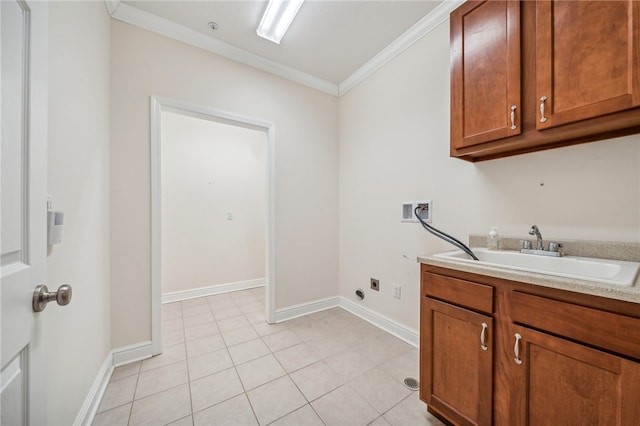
[161,111,266,294]
[110,21,339,347]
[47,2,111,423]
[338,21,640,332]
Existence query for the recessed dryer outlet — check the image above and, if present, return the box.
[370,278,380,291]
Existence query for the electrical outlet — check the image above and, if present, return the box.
[393,284,402,299]
[370,278,380,291]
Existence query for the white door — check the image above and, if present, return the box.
[1,1,49,425]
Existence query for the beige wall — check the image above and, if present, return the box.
[46,2,111,423]
[110,21,339,347]
[110,9,639,350]
[161,111,266,294]
[338,21,640,331]
[41,4,640,420]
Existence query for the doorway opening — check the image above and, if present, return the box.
[150,97,276,355]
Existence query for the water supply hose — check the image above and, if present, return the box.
[414,205,479,261]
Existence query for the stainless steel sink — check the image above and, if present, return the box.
[433,248,640,287]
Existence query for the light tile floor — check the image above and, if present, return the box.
[93,288,444,426]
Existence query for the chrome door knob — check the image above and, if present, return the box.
[33,284,72,312]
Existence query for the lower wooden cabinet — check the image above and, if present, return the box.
[421,298,493,426]
[510,325,640,425]
[420,264,640,426]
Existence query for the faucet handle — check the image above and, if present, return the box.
[521,240,532,250]
[548,242,563,253]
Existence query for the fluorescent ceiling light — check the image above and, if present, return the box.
[257,0,304,44]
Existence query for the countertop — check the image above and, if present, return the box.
[418,236,640,304]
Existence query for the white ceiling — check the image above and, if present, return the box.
[107,0,459,95]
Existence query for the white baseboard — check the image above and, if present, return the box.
[272,295,419,347]
[78,341,155,425]
[274,296,340,323]
[112,340,155,367]
[162,278,265,304]
[73,351,114,426]
[339,297,419,347]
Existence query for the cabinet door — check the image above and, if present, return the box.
[510,325,640,425]
[421,297,493,426]
[536,0,640,129]
[451,1,521,150]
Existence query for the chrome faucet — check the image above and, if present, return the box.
[529,225,544,250]
[521,225,563,257]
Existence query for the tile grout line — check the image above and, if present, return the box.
[227,292,261,426]
[215,288,310,426]
[183,299,198,425]
[264,338,309,425]
[380,391,416,421]
[121,288,421,426]
[257,320,357,424]
[125,361,142,426]
[185,290,263,424]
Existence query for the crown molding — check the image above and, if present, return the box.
[108,2,340,97]
[338,0,464,96]
[104,0,120,16]
[106,0,463,98]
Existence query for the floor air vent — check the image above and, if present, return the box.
[403,377,420,391]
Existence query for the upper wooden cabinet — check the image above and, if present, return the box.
[450,0,640,161]
[450,1,521,149]
[536,0,640,129]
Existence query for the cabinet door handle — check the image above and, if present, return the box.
[539,96,548,123]
[480,322,488,351]
[510,105,517,130]
[514,333,523,364]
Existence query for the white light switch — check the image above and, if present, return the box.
[48,210,64,245]
[226,211,233,220]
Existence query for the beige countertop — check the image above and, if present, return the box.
[418,236,640,304]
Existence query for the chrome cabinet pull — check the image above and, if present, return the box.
[514,333,523,364]
[480,322,488,351]
[539,96,548,123]
[510,105,517,130]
